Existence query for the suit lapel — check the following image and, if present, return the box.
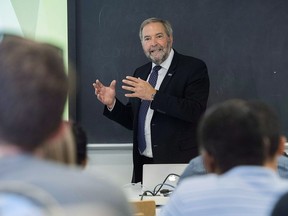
[159,52,178,91]
[137,65,152,81]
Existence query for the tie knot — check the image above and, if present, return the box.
[153,65,161,73]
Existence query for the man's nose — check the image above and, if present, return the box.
[151,37,158,46]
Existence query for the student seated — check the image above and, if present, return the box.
[0,34,132,216]
[71,121,88,167]
[179,153,288,183]
[160,99,288,216]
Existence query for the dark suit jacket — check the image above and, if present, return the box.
[104,50,210,183]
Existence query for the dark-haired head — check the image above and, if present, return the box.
[198,99,285,174]
[71,122,88,167]
[0,34,68,152]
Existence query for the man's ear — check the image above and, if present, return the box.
[202,150,217,173]
[170,35,173,44]
[277,136,287,156]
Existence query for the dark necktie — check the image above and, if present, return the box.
[138,65,161,153]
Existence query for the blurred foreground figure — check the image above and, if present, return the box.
[0,34,132,216]
[160,99,288,216]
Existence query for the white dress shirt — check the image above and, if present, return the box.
[142,49,174,157]
[107,49,175,158]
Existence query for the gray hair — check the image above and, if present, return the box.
[139,17,173,40]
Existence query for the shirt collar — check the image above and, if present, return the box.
[152,49,174,70]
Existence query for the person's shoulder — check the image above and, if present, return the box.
[177,174,218,192]
[189,155,203,164]
[0,156,133,215]
[0,155,120,193]
[182,156,206,176]
[174,50,207,66]
[135,62,151,72]
[0,193,46,216]
[0,155,132,215]
[278,155,288,164]
[37,158,118,188]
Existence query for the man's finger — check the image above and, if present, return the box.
[122,79,137,87]
[125,76,139,82]
[122,85,135,92]
[124,93,138,98]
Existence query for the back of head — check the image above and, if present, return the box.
[0,34,68,152]
[198,99,280,173]
[71,122,88,167]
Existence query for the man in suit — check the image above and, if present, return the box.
[93,17,210,183]
[0,34,132,216]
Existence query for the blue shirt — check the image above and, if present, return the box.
[179,155,288,183]
[160,166,288,216]
[0,194,45,216]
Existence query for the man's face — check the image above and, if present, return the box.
[141,22,173,65]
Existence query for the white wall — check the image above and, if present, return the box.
[85,144,133,187]
[85,143,288,188]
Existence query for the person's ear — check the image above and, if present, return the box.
[202,150,217,173]
[169,35,173,45]
[277,136,287,156]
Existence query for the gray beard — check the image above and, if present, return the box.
[146,49,170,65]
